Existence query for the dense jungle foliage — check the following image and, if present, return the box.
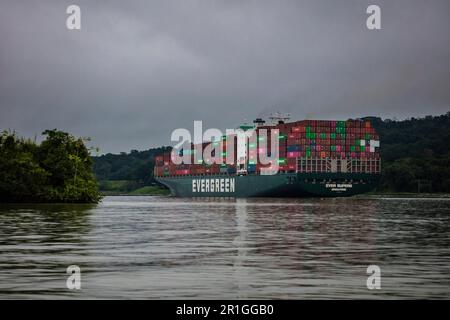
[0,129,101,203]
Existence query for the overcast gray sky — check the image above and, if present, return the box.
[1,0,449,153]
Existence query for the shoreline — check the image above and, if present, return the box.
[98,192,450,198]
[2,192,449,204]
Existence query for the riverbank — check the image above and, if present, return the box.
[100,180,170,196]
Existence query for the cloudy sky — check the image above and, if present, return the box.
[1,0,449,153]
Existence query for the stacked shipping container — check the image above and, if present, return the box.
[154,119,381,177]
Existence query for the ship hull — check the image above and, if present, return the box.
[156,173,379,197]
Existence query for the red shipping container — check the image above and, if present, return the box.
[287,151,301,158]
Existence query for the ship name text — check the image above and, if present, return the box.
[192,178,235,193]
[325,183,353,192]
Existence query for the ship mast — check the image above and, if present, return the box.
[269,111,290,125]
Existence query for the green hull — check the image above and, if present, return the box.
[156,173,379,197]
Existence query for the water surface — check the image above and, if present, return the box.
[0,196,449,299]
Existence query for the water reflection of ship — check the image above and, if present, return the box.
[238,199,380,273]
[232,198,250,298]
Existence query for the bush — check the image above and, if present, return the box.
[0,129,101,203]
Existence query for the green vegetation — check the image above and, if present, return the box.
[93,147,171,195]
[98,180,141,193]
[93,147,170,184]
[130,186,170,196]
[97,180,169,195]
[368,112,450,193]
[0,129,101,203]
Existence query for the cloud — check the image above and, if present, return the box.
[1,0,449,153]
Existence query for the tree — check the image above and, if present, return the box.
[0,129,101,203]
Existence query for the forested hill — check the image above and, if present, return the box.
[368,112,450,192]
[368,113,450,161]
[92,112,450,193]
[92,146,171,187]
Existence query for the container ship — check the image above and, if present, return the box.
[154,117,381,197]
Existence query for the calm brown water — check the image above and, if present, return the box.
[0,196,449,299]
